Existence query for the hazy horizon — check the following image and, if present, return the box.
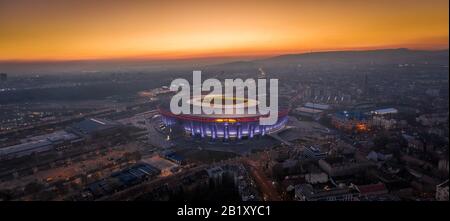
[1,47,448,63]
[1,47,448,75]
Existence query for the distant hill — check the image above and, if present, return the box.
[262,48,448,63]
[202,48,449,73]
[1,48,448,75]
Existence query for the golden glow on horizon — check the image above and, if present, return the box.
[0,0,448,61]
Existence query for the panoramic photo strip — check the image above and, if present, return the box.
[0,0,448,219]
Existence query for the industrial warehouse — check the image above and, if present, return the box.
[0,118,120,160]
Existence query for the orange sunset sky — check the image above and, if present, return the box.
[0,0,448,61]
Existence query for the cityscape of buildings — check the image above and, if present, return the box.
[0,0,448,207]
[0,48,448,201]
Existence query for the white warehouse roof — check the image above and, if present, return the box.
[372,108,398,115]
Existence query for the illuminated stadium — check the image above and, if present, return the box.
[158,95,288,140]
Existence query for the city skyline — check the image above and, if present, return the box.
[0,0,448,61]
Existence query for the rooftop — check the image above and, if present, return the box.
[304,102,331,110]
[334,111,368,121]
[356,183,388,195]
[69,118,119,135]
[371,108,398,115]
[296,107,323,114]
[296,184,357,199]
